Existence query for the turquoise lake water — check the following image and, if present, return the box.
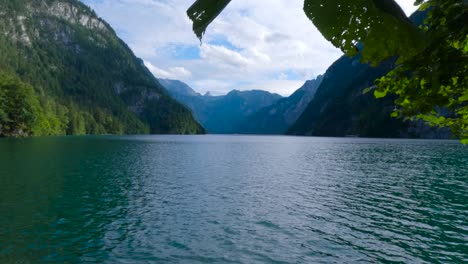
[0,135,467,263]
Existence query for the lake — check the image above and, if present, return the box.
[0,135,467,263]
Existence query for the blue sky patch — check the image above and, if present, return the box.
[272,69,303,81]
[208,35,242,52]
[162,44,201,60]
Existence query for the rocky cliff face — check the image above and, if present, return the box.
[0,0,204,135]
[1,0,108,46]
[159,79,201,98]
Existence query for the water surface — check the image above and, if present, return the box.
[0,136,467,263]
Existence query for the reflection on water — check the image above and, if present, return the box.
[0,136,467,263]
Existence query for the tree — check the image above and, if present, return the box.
[187,0,468,142]
[374,0,468,143]
[0,73,42,137]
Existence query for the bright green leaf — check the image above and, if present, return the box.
[420,78,426,87]
[459,94,468,102]
[374,90,388,98]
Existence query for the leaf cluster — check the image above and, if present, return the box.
[374,0,468,142]
[186,0,467,142]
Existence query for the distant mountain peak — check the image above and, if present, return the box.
[158,78,201,97]
[159,79,283,134]
[238,75,324,134]
[302,75,324,92]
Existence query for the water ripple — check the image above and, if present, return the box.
[0,136,467,263]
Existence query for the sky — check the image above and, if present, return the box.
[81,0,418,96]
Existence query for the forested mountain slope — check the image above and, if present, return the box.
[0,0,204,136]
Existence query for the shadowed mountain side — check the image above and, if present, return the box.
[238,76,323,134]
[287,10,449,139]
[160,79,282,134]
[287,55,406,137]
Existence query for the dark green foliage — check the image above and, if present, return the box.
[0,72,151,137]
[0,0,203,137]
[302,0,427,65]
[375,0,468,142]
[0,73,41,137]
[142,97,205,134]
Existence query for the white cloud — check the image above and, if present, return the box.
[82,0,420,96]
[200,44,254,69]
[144,61,192,79]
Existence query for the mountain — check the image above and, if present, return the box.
[0,0,204,136]
[287,55,449,138]
[287,55,405,137]
[158,79,201,98]
[161,79,282,134]
[238,75,323,134]
[287,11,449,138]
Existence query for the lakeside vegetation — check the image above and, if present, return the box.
[0,0,204,137]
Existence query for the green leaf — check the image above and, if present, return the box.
[440,17,447,26]
[418,2,431,11]
[374,89,387,98]
[187,0,232,41]
[459,94,468,102]
[461,139,468,145]
[420,78,426,87]
[303,0,428,64]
